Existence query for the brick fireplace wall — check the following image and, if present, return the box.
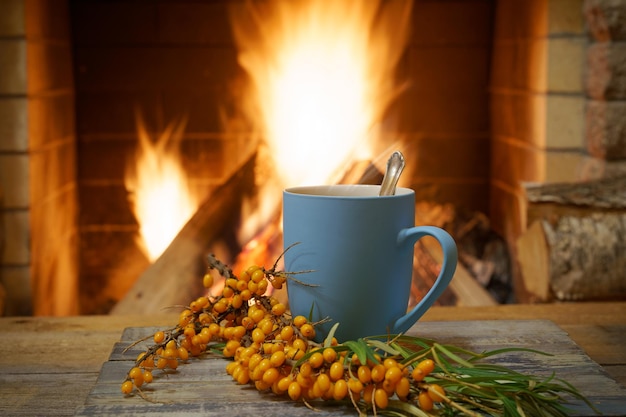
[490,0,626,301]
[0,0,78,315]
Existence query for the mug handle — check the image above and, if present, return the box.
[391,226,458,334]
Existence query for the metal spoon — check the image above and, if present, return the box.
[379,151,405,196]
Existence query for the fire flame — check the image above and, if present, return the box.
[231,0,413,188]
[125,114,199,262]
[229,0,413,256]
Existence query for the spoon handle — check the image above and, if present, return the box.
[379,151,405,196]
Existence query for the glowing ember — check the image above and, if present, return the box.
[125,114,199,262]
[231,0,413,188]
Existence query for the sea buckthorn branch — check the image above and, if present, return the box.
[120,252,599,417]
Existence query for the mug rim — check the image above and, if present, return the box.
[284,184,413,198]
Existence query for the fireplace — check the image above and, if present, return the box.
[1,0,624,316]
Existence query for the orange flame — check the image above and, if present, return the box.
[229,0,413,249]
[125,114,199,262]
[231,0,413,189]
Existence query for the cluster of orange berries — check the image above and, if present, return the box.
[120,262,293,394]
[121,259,447,413]
[227,340,445,412]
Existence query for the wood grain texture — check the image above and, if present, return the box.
[0,303,624,416]
[76,320,626,416]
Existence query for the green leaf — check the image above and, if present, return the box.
[343,340,369,365]
[434,343,476,368]
[323,322,340,348]
[365,339,401,356]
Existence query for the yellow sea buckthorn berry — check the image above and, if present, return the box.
[316,373,331,392]
[246,264,260,274]
[357,365,372,384]
[333,379,348,400]
[362,383,375,403]
[262,367,280,385]
[165,339,177,351]
[128,367,142,380]
[247,281,259,293]
[240,289,252,301]
[428,383,446,402]
[179,309,193,326]
[183,326,195,338]
[299,362,313,377]
[374,388,389,409]
[258,318,274,335]
[296,373,312,388]
[293,315,308,328]
[257,280,268,295]
[348,378,364,393]
[249,307,265,323]
[412,367,426,382]
[300,323,315,339]
[417,358,435,375]
[252,328,265,344]
[383,357,398,369]
[292,338,307,352]
[237,370,250,385]
[208,323,221,335]
[202,273,214,288]
[371,364,386,383]
[385,366,403,384]
[236,279,248,291]
[153,331,165,344]
[308,352,324,368]
[310,381,324,399]
[418,391,434,411]
[288,381,302,400]
[121,380,134,394]
[195,296,209,309]
[271,277,284,290]
[255,380,271,391]
[271,303,286,316]
[177,347,189,361]
[396,376,410,398]
[248,353,263,370]
[329,361,345,381]
[230,294,243,308]
[241,316,255,330]
[277,375,292,392]
[322,347,337,363]
[213,299,228,313]
[280,325,295,341]
[270,351,286,367]
[251,268,265,283]
[222,286,234,298]
[143,370,153,383]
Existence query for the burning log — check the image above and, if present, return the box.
[110,152,257,315]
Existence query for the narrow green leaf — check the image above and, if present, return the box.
[343,340,369,365]
[323,322,341,348]
[366,339,401,356]
[434,343,475,368]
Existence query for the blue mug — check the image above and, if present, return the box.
[283,184,457,342]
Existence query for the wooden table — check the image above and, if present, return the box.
[1,302,624,416]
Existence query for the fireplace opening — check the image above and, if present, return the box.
[1,0,624,317]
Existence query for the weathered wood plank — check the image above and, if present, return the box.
[0,372,98,416]
[75,320,626,416]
